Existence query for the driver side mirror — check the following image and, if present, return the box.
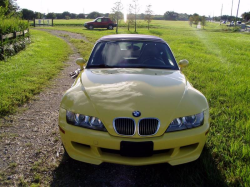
[178,59,189,70]
[76,58,86,70]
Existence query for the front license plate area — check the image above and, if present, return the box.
[120,141,153,157]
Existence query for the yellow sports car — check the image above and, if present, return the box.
[59,34,209,166]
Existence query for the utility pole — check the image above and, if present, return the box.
[220,4,223,25]
[235,0,240,26]
[231,0,234,17]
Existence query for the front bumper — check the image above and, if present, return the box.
[83,23,88,28]
[59,108,209,166]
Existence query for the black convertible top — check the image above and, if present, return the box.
[96,34,167,43]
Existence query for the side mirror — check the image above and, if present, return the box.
[178,59,189,69]
[76,58,86,70]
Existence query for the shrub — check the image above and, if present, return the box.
[0,18,29,35]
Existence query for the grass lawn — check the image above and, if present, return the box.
[0,29,71,116]
[53,19,193,29]
[53,19,91,26]
[42,21,250,185]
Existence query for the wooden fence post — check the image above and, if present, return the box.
[52,19,54,27]
[34,19,36,27]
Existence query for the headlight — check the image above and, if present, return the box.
[166,112,204,132]
[66,111,107,132]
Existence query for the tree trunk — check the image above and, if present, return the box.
[148,22,149,30]
[128,22,129,31]
[116,17,118,34]
[135,14,137,32]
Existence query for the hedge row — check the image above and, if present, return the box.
[0,18,29,35]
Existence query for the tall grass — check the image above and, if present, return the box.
[0,18,29,35]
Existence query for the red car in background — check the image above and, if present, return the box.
[84,17,117,30]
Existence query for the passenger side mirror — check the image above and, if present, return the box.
[76,58,86,70]
[178,59,189,69]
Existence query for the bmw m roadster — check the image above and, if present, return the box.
[58,34,209,166]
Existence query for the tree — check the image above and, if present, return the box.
[193,13,200,25]
[87,11,101,19]
[0,0,19,17]
[35,12,42,19]
[139,13,145,19]
[178,13,189,21]
[242,12,250,21]
[164,11,178,20]
[144,5,153,30]
[56,13,64,19]
[111,0,123,34]
[21,9,35,20]
[77,13,85,19]
[127,5,134,31]
[130,0,140,32]
[70,13,77,19]
[62,11,71,19]
[46,12,56,19]
[201,16,206,29]
[104,13,109,17]
[189,16,193,27]
[0,0,18,16]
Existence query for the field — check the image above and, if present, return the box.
[53,18,196,28]
[41,21,250,185]
[0,20,250,185]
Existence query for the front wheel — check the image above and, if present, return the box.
[89,25,94,30]
[108,25,113,30]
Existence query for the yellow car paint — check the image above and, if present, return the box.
[59,67,209,165]
[59,107,209,165]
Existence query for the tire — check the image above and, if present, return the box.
[62,144,72,161]
[108,25,113,30]
[89,25,94,30]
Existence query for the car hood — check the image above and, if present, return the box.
[61,68,208,137]
[85,21,94,24]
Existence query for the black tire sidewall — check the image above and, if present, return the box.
[108,25,113,30]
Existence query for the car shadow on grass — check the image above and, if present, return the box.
[50,146,228,187]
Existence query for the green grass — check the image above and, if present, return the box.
[53,18,191,29]
[42,21,250,185]
[0,29,71,116]
[53,19,92,26]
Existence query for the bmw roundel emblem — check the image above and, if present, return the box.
[132,111,141,117]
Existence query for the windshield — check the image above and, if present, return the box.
[86,41,179,70]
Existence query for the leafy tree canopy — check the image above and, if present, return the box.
[87,11,102,19]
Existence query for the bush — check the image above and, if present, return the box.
[0,18,29,35]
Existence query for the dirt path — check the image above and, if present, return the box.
[0,30,82,186]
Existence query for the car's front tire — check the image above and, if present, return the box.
[89,25,94,30]
[108,25,113,30]
[62,143,73,161]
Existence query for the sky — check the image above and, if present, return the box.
[16,0,250,17]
